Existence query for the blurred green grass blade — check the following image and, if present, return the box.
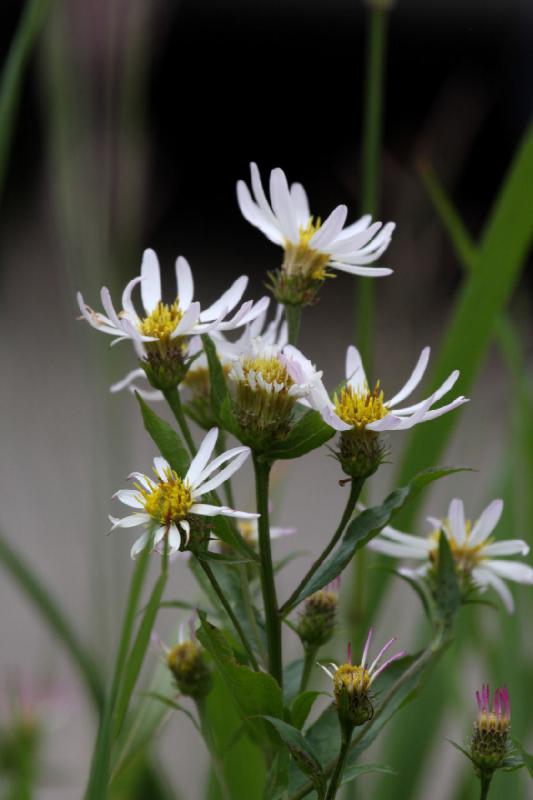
[0,530,104,709]
[0,0,50,201]
[418,160,478,271]
[397,123,533,520]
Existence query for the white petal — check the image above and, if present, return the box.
[378,524,434,551]
[345,345,367,392]
[193,449,251,496]
[328,221,383,256]
[269,168,299,243]
[367,538,430,559]
[329,262,392,277]
[200,276,248,321]
[482,560,533,584]
[121,276,143,318]
[177,520,190,548]
[250,163,281,230]
[469,500,504,546]
[309,205,348,250]
[113,489,145,509]
[171,301,202,338]
[109,513,149,530]
[481,540,529,557]
[387,348,430,408]
[140,249,162,314]
[153,456,171,481]
[190,502,259,519]
[130,532,150,559]
[237,180,283,244]
[175,256,194,310]
[186,427,219,487]
[110,368,147,394]
[473,567,515,613]
[191,444,248,488]
[448,498,466,545]
[290,182,310,226]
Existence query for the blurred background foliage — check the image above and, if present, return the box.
[0,0,531,797]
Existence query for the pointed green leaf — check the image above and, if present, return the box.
[136,393,190,477]
[266,410,335,461]
[513,739,533,778]
[290,691,325,730]
[340,762,395,787]
[435,531,460,626]
[262,716,327,799]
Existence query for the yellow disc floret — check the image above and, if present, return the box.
[137,300,183,342]
[333,663,371,696]
[240,356,292,388]
[334,382,389,428]
[430,519,485,573]
[282,217,332,281]
[140,468,193,525]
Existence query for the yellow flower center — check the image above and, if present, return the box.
[241,356,292,388]
[237,520,257,544]
[477,711,510,735]
[139,469,193,525]
[334,383,389,428]
[282,217,332,280]
[334,663,371,695]
[137,300,183,341]
[167,641,202,677]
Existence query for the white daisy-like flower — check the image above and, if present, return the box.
[368,498,533,613]
[109,427,259,559]
[237,162,395,279]
[77,248,269,356]
[319,628,405,689]
[323,344,468,432]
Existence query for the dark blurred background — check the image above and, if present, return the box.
[0,1,531,798]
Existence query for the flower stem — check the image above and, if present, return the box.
[325,729,353,800]
[196,557,259,671]
[238,563,268,664]
[253,456,283,686]
[285,304,302,347]
[356,0,391,371]
[163,386,196,455]
[479,773,493,800]
[280,478,364,617]
[299,647,318,693]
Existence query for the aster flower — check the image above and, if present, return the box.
[326,344,468,433]
[77,248,269,358]
[368,498,533,612]
[471,684,511,771]
[237,163,395,283]
[152,619,212,699]
[320,628,405,729]
[109,427,259,558]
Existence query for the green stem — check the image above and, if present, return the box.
[325,729,353,800]
[197,558,259,671]
[356,0,390,371]
[280,478,364,617]
[479,773,493,800]
[163,387,196,454]
[196,697,231,800]
[299,647,318,693]
[0,531,104,710]
[253,456,283,685]
[285,304,302,347]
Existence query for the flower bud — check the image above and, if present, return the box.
[166,640,212,699]
[471,684,510,772]
[141,345,191,392]
[297,580,340,650]
[337,428,386,479]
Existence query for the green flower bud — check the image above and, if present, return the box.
[167,640,212,699]
[297,581,339,650]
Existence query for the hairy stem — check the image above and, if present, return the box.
[325,729,353,800]
[253,456,283,685]
[299,647,318,694]
[197,558,259,670]
[285,304,302,347]
[163,386,196,454]
[479,773,493,800]
[280,478,364,616]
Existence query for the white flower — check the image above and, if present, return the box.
[109,427,259,559]
[368,498,533,613]
[235,518,296,546]
[237,163,395,279]
[323,344,468,432]
[77,248,269,356]
[319,627,405,687]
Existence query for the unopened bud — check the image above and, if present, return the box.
[297,579,340,650]
[167,640,212,698]
[337,429,386,479]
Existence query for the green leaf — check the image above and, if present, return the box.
[0,530,103,710]
[513,739,533,778]
[136,393,190,477]
[197,549,255,565]
[262,716,327,799]
[197,616,283,748]
[202,334,241,437]
[447,738,475,764]
[266,410,335,461]
[389,568,434,622]
[283,659,305,705]
[113,564,169,738]
[290,691,325,730]
[398,124,533,518]
[340,762,395,787]
[142,692,200,732]
[435,531,460,626]
[286,468,465,610]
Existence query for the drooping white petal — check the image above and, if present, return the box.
[186,428,219,486]
[473,567,515,613]
[140,249,162,314]
[191,445,249,489]
[448,498,466,545]
[415,397,468,421]
[130,532,150,559]
[190,502,259,519]
[308,205,348,251]
[109,513,149,530]
[377,524,434,552]
[171,302,202,338]
[175,256,194,310]
[100,287,122,328]
[200,276,248,321]
[193,449,251,496]
[328,262,392,277]
[128,471,153,491]
[386,348,430,408]
[110,369,147,394]
[367,538,430,559]
[121,276,143,318]
[333,214,373,242]
[469,500,504,546]
[177,520,190,548]
[318,404,353,432]
[237,180,283,244]
[328,221,383,256]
